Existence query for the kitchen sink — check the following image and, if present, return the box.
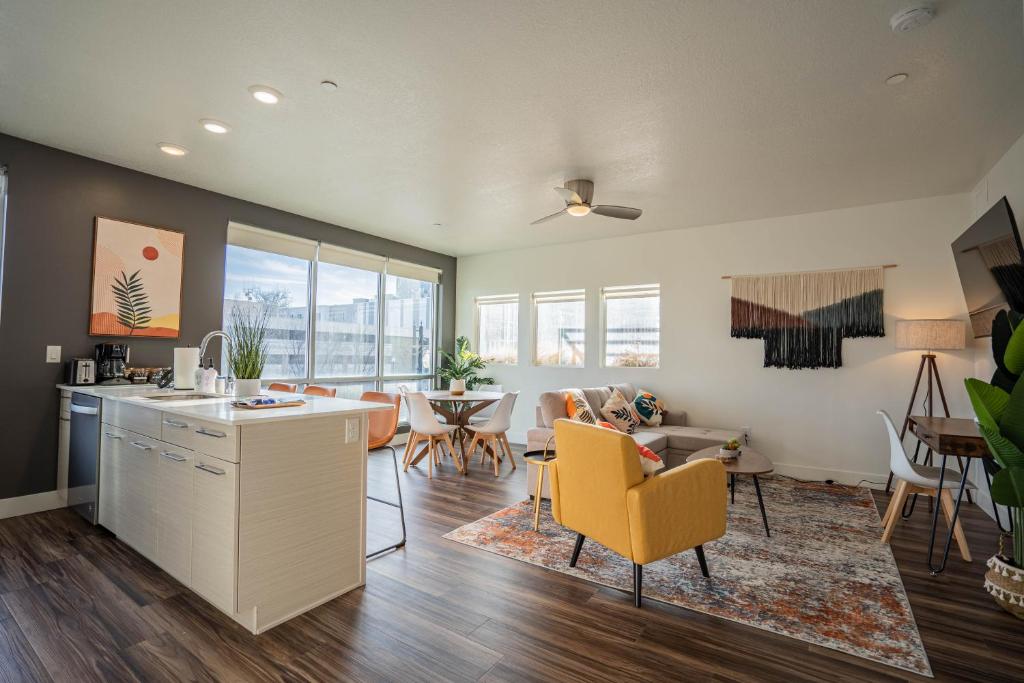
[141,393,222,401]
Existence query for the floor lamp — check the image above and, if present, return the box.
[885,319,967,495]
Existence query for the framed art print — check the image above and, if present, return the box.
[89,216,184,338]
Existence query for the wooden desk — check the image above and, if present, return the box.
[908,416,990,459]
[907,415,993,574]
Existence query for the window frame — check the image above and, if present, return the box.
[222,227,440,399]
[600,283,661,369]
[531,289,586,368]
[474,293,519,365]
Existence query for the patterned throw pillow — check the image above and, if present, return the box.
[595,421,665,475]
[633,389,665,427]
[565,389,596,424]
[600,389,642,434]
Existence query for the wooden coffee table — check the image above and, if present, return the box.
[687,446,774,537]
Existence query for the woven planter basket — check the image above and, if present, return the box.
[985,555,1024,620]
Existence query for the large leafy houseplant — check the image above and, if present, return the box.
[438,336,494,391]
[964,311,1024,617]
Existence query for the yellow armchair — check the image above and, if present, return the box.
[549,419,727,607]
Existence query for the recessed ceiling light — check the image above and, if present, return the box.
[248,85,282,104]
[158,143,188,156]
[432,222,443,227]
[320,80,338,92]
[886,73,909,85]
[200,118,231,134]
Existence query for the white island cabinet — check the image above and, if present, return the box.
[58,385,391,634]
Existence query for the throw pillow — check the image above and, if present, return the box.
[633,389,665,427]
[595,421,665,475]
[600,389,642,434]
[565,389,596,424]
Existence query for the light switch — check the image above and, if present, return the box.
[46,346,61,363]
[345,418,360,444]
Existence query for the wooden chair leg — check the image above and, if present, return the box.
[501,434,517,470]
[940,489,972,562]
[403,434,420,471]
[881,480,909,544]
[466,433,481,466]
[443,433,464,474]
[427,439,434,480]
[880,484,902,527]
[492,436,500,477]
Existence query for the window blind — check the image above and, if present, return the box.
[386,258,442,284]
[602,284,660,300]
[227,222,317,261]
[476,293,519,306]
[533,289,585,304]
[319,242,386,273]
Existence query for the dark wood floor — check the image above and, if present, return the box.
[1,446,1023,682]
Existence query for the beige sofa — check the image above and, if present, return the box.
[527,383,742,498]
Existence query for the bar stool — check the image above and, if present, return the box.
[303,384,337,397]
[268,382,298,393]
[362,391,406,559]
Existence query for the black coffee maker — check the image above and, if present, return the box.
[95,343,131,385]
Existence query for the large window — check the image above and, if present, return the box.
[222,223,440,399]
[476,294,518,364]
[533,290,585,367]
[602,284,660,368]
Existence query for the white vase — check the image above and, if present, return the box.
[234,378,261,397]
[450,379,467,395]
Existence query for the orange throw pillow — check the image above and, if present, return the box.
[565,392,577,419]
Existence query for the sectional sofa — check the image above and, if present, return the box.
[527,382,742,497]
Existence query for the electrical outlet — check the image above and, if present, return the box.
[46,345,62,363]
[345,418,360,444]
[740,426,751,445]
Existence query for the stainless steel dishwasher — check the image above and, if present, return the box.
[68,392,102,523]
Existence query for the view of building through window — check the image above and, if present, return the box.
[222,237,438,397]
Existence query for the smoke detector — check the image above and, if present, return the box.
[890,4,935,33]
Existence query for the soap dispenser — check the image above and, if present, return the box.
[201,358,218,393]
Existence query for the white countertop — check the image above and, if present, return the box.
[57,384,393,426]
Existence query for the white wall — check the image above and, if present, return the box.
[456,193,976,486]
[966,130,1024,522]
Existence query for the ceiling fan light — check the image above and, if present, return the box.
[566,204,591,217]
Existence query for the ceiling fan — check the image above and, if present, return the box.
[530,179,642,225]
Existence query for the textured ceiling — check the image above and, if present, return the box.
[1,0,1023,256]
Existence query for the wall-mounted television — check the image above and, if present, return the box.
[952,196,1023,338]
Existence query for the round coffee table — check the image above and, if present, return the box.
[687,446,774,537]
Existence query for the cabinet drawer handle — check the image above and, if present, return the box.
[163,419,189,429]
[129,441,153,451]
[104,432,123,440]
[195,427,227,439]
[195,463,226,475]
[160,451,187,462]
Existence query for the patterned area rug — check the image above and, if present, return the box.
[443,477,931,677]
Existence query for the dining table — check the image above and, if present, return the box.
[416,390,506,473]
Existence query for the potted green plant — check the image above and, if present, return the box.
[227,303,270,397]
[719,438,742,460]
[964,311,1024,619]
[438,336,492,395]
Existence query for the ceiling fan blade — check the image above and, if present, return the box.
[530,208,568,225]
[553,187,583,205]
[591,205,642,220]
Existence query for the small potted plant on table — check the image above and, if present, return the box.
[719,438,742,461]
[438,336,491,395]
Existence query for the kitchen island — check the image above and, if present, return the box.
[57,384,392,634]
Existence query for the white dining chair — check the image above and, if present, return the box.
[467,392,519,476]
[403,391,463,478]
[877,410,972,560]
[468,385,502,425]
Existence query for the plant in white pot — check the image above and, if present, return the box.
[438,336,491,395]
[227,303,269,397]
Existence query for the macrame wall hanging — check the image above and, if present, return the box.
[729,266,886,369]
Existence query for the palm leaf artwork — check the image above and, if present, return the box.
[111,269,152,335]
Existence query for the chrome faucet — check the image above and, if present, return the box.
[198,330,234,370]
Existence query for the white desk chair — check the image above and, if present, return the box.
[877,410,972,561]
[468,385,502,425]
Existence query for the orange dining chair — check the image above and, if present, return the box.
[362,391,406,559]
[267,382,298,393]
[303,384,337,397]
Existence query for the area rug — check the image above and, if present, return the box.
[443,477,932,677]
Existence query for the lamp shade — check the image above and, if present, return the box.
[895,319,966,351]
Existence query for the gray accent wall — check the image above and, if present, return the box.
[0,133,456,500]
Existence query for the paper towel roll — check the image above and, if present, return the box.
[173,347,200,389]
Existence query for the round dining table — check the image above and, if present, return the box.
[415,390,505,473]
